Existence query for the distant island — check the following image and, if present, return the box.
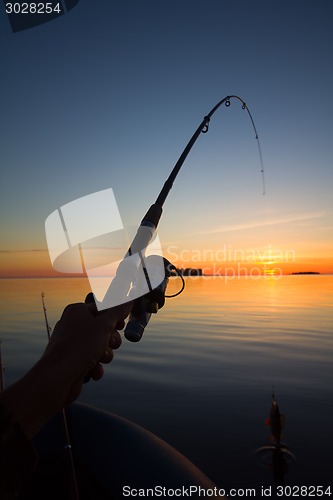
[170,268,203,276]
[291,272,320,275]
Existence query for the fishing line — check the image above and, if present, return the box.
[240,99,266,196]
[165,265,185,298]
[0,342,5,392]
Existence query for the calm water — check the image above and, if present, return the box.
[0,276,332,494]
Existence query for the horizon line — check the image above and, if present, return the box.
[1,272,332,280]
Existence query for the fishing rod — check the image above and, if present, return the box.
[155,94,265,207]
[41,292,52,342]
[95,95,265,342]
[41,293,80,500]
[0,341,4,392]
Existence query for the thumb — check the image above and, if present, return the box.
[85,292,132,325]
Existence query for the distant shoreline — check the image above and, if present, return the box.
[2,273,333,280]
[291,271,320,275]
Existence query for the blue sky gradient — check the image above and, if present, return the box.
[1,1,332,275]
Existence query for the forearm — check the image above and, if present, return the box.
[1,354,74,439]
[1,302,130,440]
[0,397,38,500]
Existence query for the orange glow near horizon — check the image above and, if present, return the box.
[0,250,80,278]
[0,248,332,278]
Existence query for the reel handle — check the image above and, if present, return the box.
[124,275,169,342]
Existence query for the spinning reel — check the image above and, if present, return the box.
[124,256,184,342]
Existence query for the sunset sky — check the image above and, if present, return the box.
[1,1,332,278]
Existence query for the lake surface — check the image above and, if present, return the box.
[1,276,332,496]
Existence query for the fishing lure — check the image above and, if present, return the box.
[256,388,295,486]
[265,386,285,446]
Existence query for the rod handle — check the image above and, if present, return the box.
[142,203,163,227]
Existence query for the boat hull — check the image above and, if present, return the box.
[19,402,220,499]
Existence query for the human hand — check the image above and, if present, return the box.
[2,300,132,439]
[42,300,132,407]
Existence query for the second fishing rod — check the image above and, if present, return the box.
[86,95,265,340]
